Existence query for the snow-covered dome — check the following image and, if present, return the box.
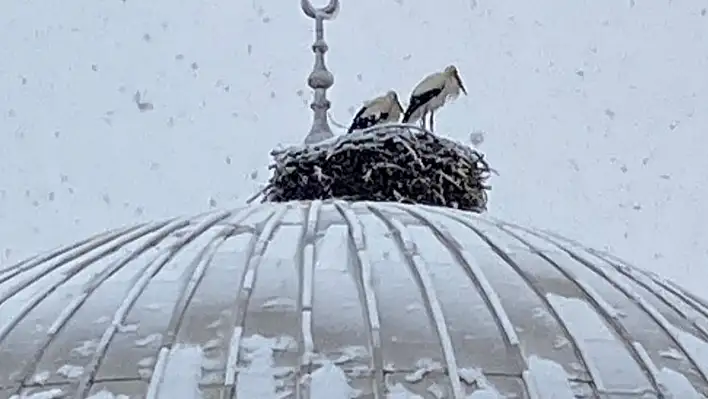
[1,200,708,398]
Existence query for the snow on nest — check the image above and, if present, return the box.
[263,124,492,212]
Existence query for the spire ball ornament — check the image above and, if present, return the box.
[301,0,339,145]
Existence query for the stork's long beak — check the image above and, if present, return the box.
[455,72,468,95]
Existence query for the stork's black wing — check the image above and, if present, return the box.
[347,106,390,133]
[401,87,442,123]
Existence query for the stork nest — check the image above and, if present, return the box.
[262,124,492,212]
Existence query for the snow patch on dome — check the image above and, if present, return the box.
[235,334,281,399]
[310,361,357,398]
[148,344,203,399]
[527,356,575,397]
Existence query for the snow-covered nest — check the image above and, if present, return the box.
[262,124,492,212]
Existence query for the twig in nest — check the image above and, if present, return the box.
[327,111,349,130]
[262,124,493,213]
[246,185,270,204]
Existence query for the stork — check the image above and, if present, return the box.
[347,90,404,133]
[401,65,467,132]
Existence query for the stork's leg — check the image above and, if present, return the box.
[429,110,435,132]
[419,111,427,129]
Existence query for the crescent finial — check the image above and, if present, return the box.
[301,0,339,20]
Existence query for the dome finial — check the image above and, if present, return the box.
[301,0,339,145]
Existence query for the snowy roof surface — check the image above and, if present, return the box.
[1,200,708,398]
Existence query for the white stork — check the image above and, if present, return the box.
[401,65,467,131]
[347,90,404,133]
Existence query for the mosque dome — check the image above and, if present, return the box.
[1,200,707,398]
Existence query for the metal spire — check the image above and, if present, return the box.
[301,0,339,145]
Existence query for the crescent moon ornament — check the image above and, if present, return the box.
[301,0,340,145]
[300,0,339,20]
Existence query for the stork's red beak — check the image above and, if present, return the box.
[455,72,468,95]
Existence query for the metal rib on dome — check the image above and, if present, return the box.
[1,201,707,398]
